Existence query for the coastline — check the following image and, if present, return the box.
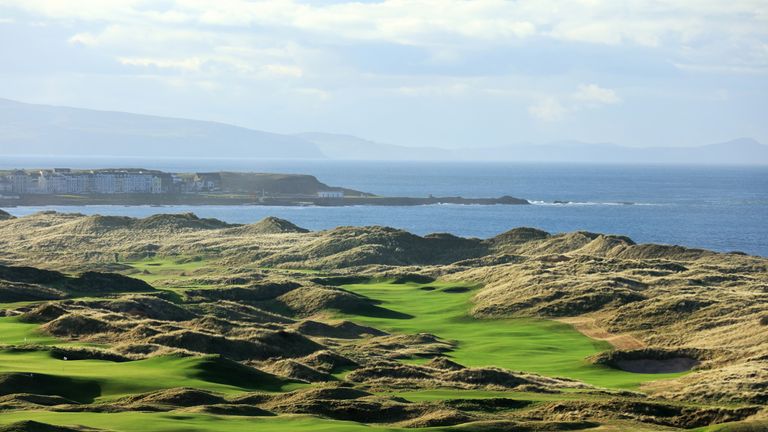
[0,194,530,207]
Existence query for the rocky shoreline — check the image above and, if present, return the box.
[0,194,530,207]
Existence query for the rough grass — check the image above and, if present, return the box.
[1,213,765,430]
[337,280,686,389]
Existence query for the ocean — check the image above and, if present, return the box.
[2,158,767,256]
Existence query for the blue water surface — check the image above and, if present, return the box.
[2,158,766,256]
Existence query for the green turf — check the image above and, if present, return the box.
[0,350,301,400]
[0,316,58,345]
[338,280,686,389]
[0,273,694,431]
[0,411,405,432]
[126,257,211,283]
[697,420,768,432]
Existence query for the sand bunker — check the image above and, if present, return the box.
[591,348,703,374]
[615,357,699,374]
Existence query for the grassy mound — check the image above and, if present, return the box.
[258,225,488,267]
[42,315,115,338]
[0,282,66,302]
[0,372,100,403]
[195,301,294,324]
[75,297,194,321]
[66,272,154,294]
[225,217,308,235]
[264,359,335,382]
[190,356,301,392]
[0,265,65,285]
[185,282,299,303]
[117,387,226,408]
[275,285,385,316]
[299,350,358,373]
[294,320,386,339]
[19,304,68,323]
[132,213,233,231]
[0,421,97,432]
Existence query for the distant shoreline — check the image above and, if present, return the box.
[0,194,530,207]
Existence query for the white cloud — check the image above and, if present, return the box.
[530,83,621,121]
[529,97,567,121]
[118,57,204,71]
[8,1,766,51]
[572,83,620,105]
[263,64,303,78]
[292,87,330,101]
[68,32,98,46]
[5,0,767,77]
[2,0,766,146]
[396,83,469,97]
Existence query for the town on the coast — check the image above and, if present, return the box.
[1,168,223,195]
[0,168,528,207]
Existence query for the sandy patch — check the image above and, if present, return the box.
[557,316,645,350]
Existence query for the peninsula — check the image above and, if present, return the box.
[0,168,529,207]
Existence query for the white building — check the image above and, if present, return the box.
[10,170,31,193]
[66,174,89,193]
[38,172,68,194]
[5,169,167,195]
[0,178,12,193]
[318,190,344,198]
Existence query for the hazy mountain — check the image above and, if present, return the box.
[295,132,449,160]
[0,98,324,159]
[1,98,765,164]
[298,132,768,164]
[453,138,768,164]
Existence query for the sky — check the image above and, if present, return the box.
[0,0,767,148]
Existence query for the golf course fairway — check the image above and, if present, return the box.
[338,279,685,389]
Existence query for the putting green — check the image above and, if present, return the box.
[338,280,685,389]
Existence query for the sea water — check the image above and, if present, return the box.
[2,158,766,256]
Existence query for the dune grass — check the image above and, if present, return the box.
[338,280,686,389]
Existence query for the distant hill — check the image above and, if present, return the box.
[454,138,768,164]
[0,98,324,159]
[1,98,765,164]
[296,132,449,160]
[301,133,768,164]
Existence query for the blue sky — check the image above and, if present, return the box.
[0,0,766,148]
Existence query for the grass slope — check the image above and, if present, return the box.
[0,412,401,432]
[0,317,58,345]
[338,280,685,389]
[0,350,301,400]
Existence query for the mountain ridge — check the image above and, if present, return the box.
[1,98,766,164]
